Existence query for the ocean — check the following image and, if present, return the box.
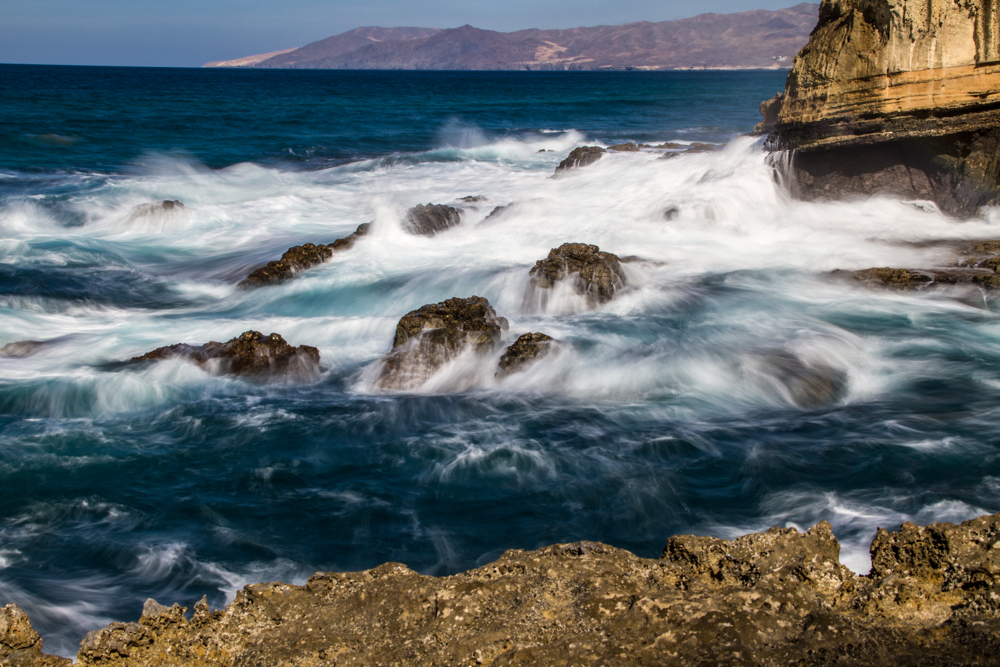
[1,64,998,658]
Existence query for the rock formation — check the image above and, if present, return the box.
[554,146,605,174]
[761,0,1000,217]
[403,204,463,236]
[0,605,69,666]
[745,350,848,408]
[130,200,184,217]
[131,330,320,379]
[836,239,1000,290]
[376,296,508,390]
[528,243,626,306]
[497,332,556,377]
[0,340,46,358]
[239,223,369,288]
[8,511,1000,666]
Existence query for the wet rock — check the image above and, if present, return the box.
[131,330,320,379]
[529,242,626,306]
[497,332,555,377]
[131,200,184,216]
[239,223,369,287]
[376,296,508,390]
[663,206,680,221]
[0,604,70,666]
[554,146,605,174]
[0,340,46,358]
[748,350,848,409]
[403,204,463,236]
[607,142,640,152]
[457,195,486,203]
[34,511,1000,666]
[841,267,1000,290]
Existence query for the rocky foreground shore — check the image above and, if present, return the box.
[3,512,999,666]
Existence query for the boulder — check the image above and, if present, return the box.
[607,142,640,152]
[497,332,555,377]
[28,511,1000,666]
[131,330,320,379]
[529,243,626,306]
[554,146,606,174]
[762,0,1000,216]
[131,200,184,216]
[376,296,508,390]
[239,223,369,288]
[402,204,462,236]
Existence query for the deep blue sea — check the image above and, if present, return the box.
[2,65,999,658]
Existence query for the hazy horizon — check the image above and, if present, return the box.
[3,0,812,68]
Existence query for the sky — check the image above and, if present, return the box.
[2,0,810,68]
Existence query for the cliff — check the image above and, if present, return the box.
[4,512,1000,666]
[762,0,1000,216]
[204,5,818,71]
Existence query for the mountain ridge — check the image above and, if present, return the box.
[204,3,818,71]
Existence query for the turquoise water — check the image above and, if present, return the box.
[1,65,998,657]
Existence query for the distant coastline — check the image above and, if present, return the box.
[203,4,814,72]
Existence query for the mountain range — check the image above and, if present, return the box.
[203,3,817,71]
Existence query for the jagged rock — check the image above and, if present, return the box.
[239,223,369,288]
[0,604,70,666]
[483,204,510,221]
[403,204,462,236]
[376,296,508,390]
[554,146,605,174]
[131,330,320,379]
[23,511,1000,666]
[528,242,626,306]
[131,200,184,216]
[763,0,1000,216]
[497,332,555,377]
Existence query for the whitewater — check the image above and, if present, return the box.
[1,67,998,657]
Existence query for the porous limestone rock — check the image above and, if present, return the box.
[761,0,1000,216]
[497,332,555,377]
[0,604,70,666]
[376,296,508,390]
[528,243,626,306]
[132,330,320,379]
[239,223,369,287]
[403,204,463,236]
[13,511,1000,666]
[554,146,606,173]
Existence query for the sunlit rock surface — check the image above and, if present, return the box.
[9,511,1000,666]
[239,223,370,287]
[762,0,1000,216]
[527,242,626,307]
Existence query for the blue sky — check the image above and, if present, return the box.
[2,0,809,67]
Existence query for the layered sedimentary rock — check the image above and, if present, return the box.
[8,511,1000,666]
[528,242,626,306]
[376,296,508,389]
[762,0,1000,216]
[239,223,369,288]
[132,330,320,379]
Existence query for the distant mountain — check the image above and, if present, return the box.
[203,3,817,71]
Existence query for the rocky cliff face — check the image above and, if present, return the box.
[4,512,1000,666]
[763,0,1000,216]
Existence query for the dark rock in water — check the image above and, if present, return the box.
[750,350,847,408]
[457,195,486,203]
[131,330,320,379]
[846,267,935,290]
[663,206,680,221]
[483,204,511,222]
[497,332,555,377]
[377,296,508,390]
[0,604,70,666]
[239,223,369,288]
[607,142,640,152]
[529,242,626,305]
[403,204,463,236]
[656,142,683,149]
[25,511,1000,666]
[0,340,47,358]
[841,266,1000,290]
[131,200,184,216]
[554,146,605,174]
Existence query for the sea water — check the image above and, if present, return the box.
[1,65,998,657]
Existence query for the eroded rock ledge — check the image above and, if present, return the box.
[761,0,1000,217]
[6,511,1000,666]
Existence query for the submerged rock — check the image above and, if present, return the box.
[497,332,555,377]
[239,223,369,288]
[761,0,1000,216]
[376,296,508,390]
[747,350,848,408]
[21,511,1000,666]
[131,200,184,216]
[554,146,605,174]
[132,330,320,379]
[402,203,462,236]
[529,242,626,306]
[0,340,47,358]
